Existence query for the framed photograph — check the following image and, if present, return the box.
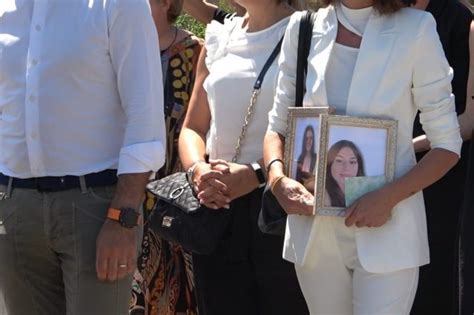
[315,115,398,216]
[284,107,334,194]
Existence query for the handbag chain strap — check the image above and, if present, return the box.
[232,36,284,163]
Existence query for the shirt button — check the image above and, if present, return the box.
[30,133,37,140]
[31,59,38,66]
[35,25,42,31]
[28,95,36,102]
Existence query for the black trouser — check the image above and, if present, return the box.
[193,188,309,315]
[411,143,470,315]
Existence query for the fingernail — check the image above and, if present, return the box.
[225,198,231,203]
[224,205,230,209]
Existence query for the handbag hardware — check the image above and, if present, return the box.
[162,216,174,227]
[169,184,188,199]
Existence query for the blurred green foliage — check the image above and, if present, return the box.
[176,14,206,38]
[176,0,234,39]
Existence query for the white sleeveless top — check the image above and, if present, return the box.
[203,16,290,163]
[326,4,373,114]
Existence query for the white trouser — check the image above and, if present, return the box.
[295,217,419,315]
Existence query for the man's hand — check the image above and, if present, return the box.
[95,172,149,281]
[96,219,137,281]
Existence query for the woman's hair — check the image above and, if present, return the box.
[325,140,365,207]
[319,0,414,14]
[298,125,316,162]
[280,0,308,10]
[160,0,184,24]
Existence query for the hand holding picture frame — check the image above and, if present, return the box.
[314,115,398,216]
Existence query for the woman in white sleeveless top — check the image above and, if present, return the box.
[178,0,309,314]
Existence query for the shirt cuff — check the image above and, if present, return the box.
[117,141,165,175]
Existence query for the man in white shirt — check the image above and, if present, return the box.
[0,0,166,314]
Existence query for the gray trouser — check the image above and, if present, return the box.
[0,184,140,315]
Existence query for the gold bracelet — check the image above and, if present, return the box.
[270,175,286,194]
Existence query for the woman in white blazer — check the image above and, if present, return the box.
[263,0,463,313]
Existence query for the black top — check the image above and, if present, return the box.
[413,0,472,137]
[410,2,472,314]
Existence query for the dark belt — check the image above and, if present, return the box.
[0,169,118,192]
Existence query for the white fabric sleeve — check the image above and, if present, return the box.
[107,0,166,174]
[412,13,462,156]
[268,12,303,137]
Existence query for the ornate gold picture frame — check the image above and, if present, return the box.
[284,107,334,195]
[315,115,398,216]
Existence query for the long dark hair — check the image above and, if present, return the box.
[325,140,365,207]
[298,125,316,164]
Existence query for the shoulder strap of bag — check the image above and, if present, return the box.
[232,36,284,162]
[295,10,316,107]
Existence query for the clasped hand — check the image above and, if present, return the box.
[192,160,258,209]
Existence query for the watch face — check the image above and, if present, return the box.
[119,208,139,228]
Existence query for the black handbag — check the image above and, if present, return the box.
[259,10,316,236]
[146,37,285,255]
[146,172,230,255]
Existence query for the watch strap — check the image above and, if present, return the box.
[107,207,142,227]
[251,162,266,188]
[107,207,121,222]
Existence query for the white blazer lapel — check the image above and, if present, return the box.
[346,12,397,116]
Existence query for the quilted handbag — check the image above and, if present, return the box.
[146,172,231,255]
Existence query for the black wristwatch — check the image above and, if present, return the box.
[251,162,266,188]
[107,207,141,228]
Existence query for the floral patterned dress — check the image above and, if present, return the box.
[130,34,202,315]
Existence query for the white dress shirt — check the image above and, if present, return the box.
[0,0,166,178]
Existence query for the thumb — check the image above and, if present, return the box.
[344,204,357,227]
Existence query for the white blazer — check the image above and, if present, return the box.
[268,6,462,273]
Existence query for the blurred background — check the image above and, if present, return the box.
[177,0,473,38]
